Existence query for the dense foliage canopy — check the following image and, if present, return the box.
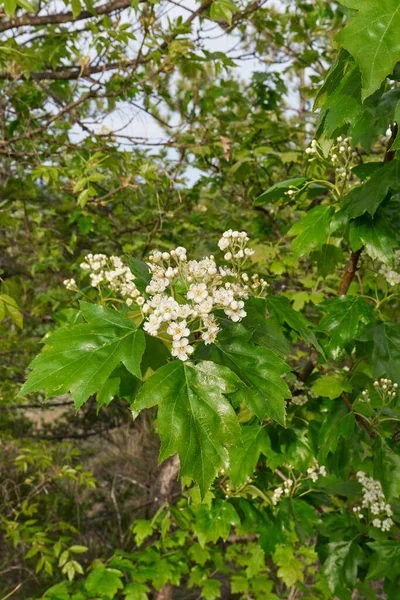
[1,0,400,598]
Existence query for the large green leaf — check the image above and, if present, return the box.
[319,296,375,359]
[20,302,145,409]
[228,423,272,486]
[349,212,398,263]
[341,159,400,219]
[322,541,364,597]
[358,321,400,384]
[367,541,400,581]
[288,205,335,258]
[321,66,365,137]
[336,0,400,100]
[209,337,291,426]
[131,360,242,496]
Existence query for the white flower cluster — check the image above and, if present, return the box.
[63,278,77,291]
[78,254,141,303]
[306,461,327,482]
[361,378,398,404]
[379,251,400,286]
[217,229,255,264]
[353,472,393,532]
[305,139,319,155]
[331,136,358,181]
[271,462,327,505]
[141,233,264,360]
[67,233,267,362]
[271,479,293,505]
[291,380,315,406]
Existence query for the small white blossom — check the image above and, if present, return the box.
[63,278,77,290]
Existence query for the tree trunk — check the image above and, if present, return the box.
[152,454,180,600]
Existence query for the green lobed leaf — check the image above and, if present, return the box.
[319,296,375,359]
[194,500,240,546]
[85,567,123,598]
[322,540,364,597]
[209,336,291,426]
[288,205,335,258]
[340,158,400,219]
[123,582,150,600]
[131,360,242,496]
[358,321,400,384]
[96,377,120,411]
[336,0,400,100]
[200,578,222,600]
[20,302,145,409]
[349,212,398,263]
[310,244,344,278]
[228,423,272,486]
[312,376,352,400]
[265,295,323,353]
[318,403,355,462]
[241,298,290,357]
[367,541,400,581]
[320,66,366,137]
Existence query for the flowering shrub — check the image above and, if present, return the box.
[4,1,400,598]
[64,232,267,361]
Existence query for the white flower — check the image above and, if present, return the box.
[143,314,162,336]
[271,487,283,505]
[202,330,218,345]
[218,237,230,250]
[372,518,381,528]
[171,338,194,361]
[167,321,190,341]
[187,283,208,303]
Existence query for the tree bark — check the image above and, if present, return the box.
[151,454,180,600]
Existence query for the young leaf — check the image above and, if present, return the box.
[131,360,242,496]
[336,0,400,100]
[288,205,335,258]
[194,500,240,546]
[123,582,150,600]
[85,567,123,597]
[20,302,145,409]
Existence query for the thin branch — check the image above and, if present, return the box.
[0,0,138,33]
